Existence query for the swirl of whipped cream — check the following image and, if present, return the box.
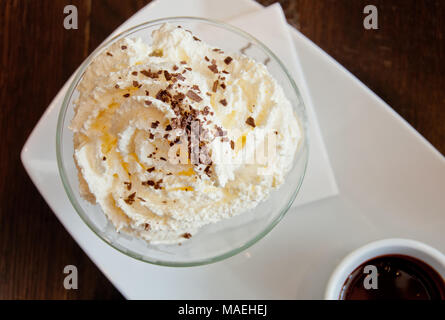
[70,23,301,244]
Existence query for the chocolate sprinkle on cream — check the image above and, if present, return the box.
[106,52,113,56]
[123,93,130,98]
[140,69,159,78]
[121,45,127,50]
[124,192,136,205]
[219,99,227,106]
[246,116,256,127]
[164,70,172,81]
[212,80,218,92]
[208,64,218,73]
[186,90,202,102]
[124,182,132,191]
[142,180,155,187]
[182,233,192,239]
[224,56,233,65]
[230,140,235,150]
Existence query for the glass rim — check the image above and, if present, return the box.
[56,16,309,267]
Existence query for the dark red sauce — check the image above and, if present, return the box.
[340,254,445,300]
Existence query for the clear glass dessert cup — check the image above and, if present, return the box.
[56,17,309,267]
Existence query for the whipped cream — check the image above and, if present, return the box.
[70,23,302,244]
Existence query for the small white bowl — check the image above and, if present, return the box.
[325,238,445,300]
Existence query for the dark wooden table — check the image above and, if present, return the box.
[1,0,443,299]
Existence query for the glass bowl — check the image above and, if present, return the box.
[56,17,309,267]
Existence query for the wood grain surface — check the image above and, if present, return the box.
[0,0,443,299]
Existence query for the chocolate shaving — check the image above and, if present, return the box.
[123,93,130,98]
[193,36,201,41]
[142,180,155,186]
[204,165,211,177]
[106,52,113,57]
[173,73,185,81]
[182,233,192,239]
[230,140,235,150]
[132,80,139,87]
[144,223,150,230]
[186,90,202,102]
[114,84,120,89]
[140,69,159,78]
[208,64,218,73]
[121,45,127,50]
[180,60,187,64]
[124,192,136,205]
[212,80,218,92]
[131,71,138,76]
[145,100,152,105]
[156,89,172,103]
[246,116,256,127]
[164,70,172,81]
[215,126,225,137]
[224,56,233,65]
[165,124,172,131]
[151,121,159,129]
[173,92,185,101]
[219,99,227,106]
[173,65,178,71]
[124,181,132,191]
[146,167,155,173]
